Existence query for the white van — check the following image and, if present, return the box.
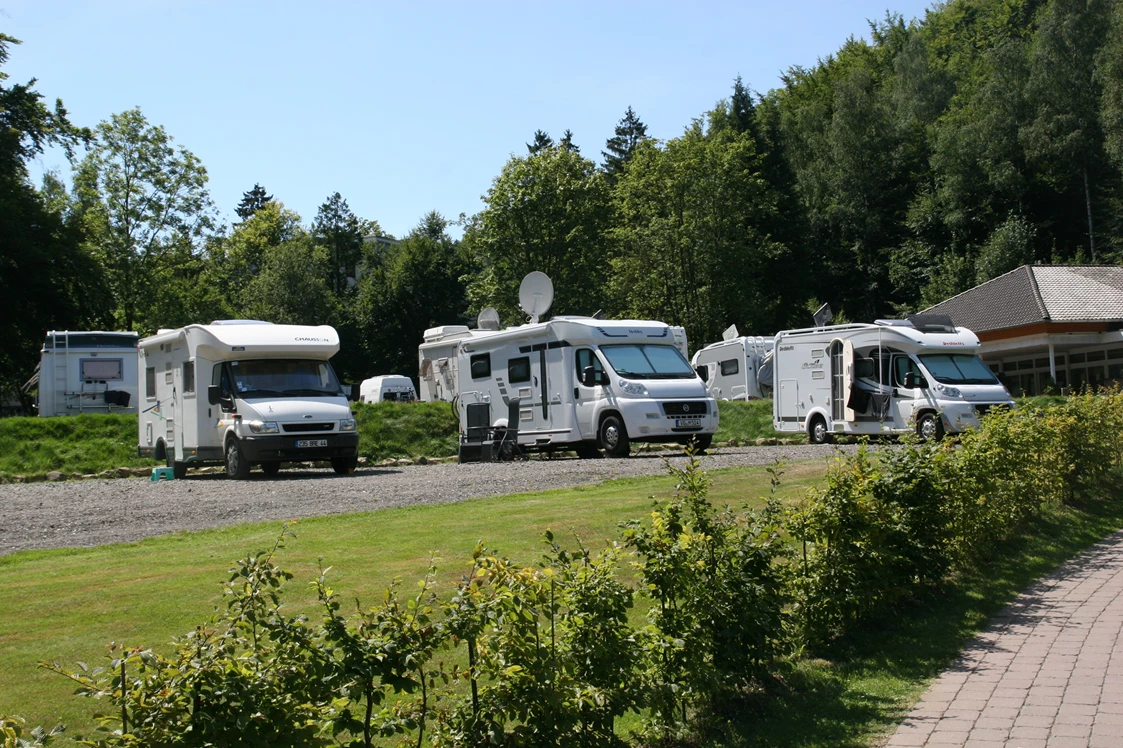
[359,375,417,403]
[35,331,139,416]
[137,321,359,479]
[692,325,773,401]
[772,314,1015,443]
[454,315,718,458]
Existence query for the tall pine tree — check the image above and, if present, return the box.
[235,183,273,221]
[602,106,648,180]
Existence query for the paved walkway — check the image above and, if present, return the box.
[886,531,1123,748]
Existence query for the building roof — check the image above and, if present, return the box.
[923,265,1123,333]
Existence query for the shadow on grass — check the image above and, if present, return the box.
[709,482,1123,747]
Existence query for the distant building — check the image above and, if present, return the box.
[923,265,1123,396]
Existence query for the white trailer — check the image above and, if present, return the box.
[359,374,417,403]
[453,315,717,458]
[418,325,473,402]
[137,320,359,479]
[35,331,139,416]
[772,315,1015,443]
[691,325,774,401]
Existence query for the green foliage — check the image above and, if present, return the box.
[73,107,215,332]
[623,451,786,737]
[0,414,146,477]
[0,715,63,748]
[352,401,458,462]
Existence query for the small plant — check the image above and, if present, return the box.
[1,715,63,748]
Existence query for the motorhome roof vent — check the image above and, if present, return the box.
[210,319,273,326]
[518,272,554,324]
[722,324,739,341]
[906,314,956,333]
[477,307,502,331]
[874,319,913,327]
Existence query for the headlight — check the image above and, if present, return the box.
[618,379,648,396]
[339,418,357,432]
[247,420,279,434]
[935,384,962,398]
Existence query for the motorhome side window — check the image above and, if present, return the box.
[894,357,924,387]
[470,353,491,379]
[575,349,604,377]
[145,366,156,399]
[183,360,195,394]
[508,357,530,383]
[720,359,739,376]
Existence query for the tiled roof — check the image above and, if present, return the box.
[923,265,1123,333]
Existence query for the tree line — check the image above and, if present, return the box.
[3,0,1123,410]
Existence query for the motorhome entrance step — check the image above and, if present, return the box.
[151,466,176,481]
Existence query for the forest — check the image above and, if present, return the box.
[2,0,1122,411]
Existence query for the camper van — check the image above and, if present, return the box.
[359,375,416,403]
[35,331,139,416]
[433,272,716,459]
[137,321,359,479]
[772,315,1014,443]
[692,325,774,401]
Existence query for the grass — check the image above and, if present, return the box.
[0,461,825,742]
[0,400,786,478]
[3,452,1123,746]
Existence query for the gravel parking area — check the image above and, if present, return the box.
[0,445,860,556]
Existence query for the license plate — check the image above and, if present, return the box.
[295,439,328,448]
[676,418,702,428]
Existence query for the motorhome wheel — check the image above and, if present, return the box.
[331,456,358,475]
[599,415,630,457]
[224,438,251,480]
[808,415,831,445]
[916,412,944,441]
[261,461,281,478]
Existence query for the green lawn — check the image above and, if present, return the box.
[0,462,825,742]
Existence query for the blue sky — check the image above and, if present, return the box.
[5,0,936,239]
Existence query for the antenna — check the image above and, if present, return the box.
[518,272,554,324]
[721,324,739,341]
[812,303,833,329]
[477,307,502,331]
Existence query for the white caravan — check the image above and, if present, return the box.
[692,325,774,401]
[772,314,1015,443]
[137,321,359,479]
[359,374,417,403]
[35,331,139,416]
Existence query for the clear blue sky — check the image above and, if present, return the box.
[4,0,936,239]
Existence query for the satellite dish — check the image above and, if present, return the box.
[518,271,554,323]
[477,307,502,331]
[813,303,834,328]
[722,324,740,341]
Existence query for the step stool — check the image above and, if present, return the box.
[151,466,175,481]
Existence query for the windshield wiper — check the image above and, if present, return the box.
[281,388,334,396]
[238,388,285,397]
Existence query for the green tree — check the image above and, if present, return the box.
[234,182,273,221]
[241,234,336,325]
[0,34,107,411]
[601,106,648,180]
[463,145,611,319]
[312,191,364,295]
[526,129,554,154]
[1022,0,1110,260]
[73,107,215,330]
[610,116,790,346]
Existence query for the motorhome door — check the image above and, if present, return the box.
[573,347,605,439]
[891,355,928,427]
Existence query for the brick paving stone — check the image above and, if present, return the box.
[883,531,1123,746]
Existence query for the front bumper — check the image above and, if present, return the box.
[238,433,359,462]
[615,398,719,440]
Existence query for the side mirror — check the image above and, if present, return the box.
[694,366,708,381]
[346,382,360,402]
[904,372,926,389]
[207,384,220,405]
[581,366,596,387]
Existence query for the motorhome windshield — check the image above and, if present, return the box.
[601,344,695,379]
[917,354,999,385]
[227,359,343,397]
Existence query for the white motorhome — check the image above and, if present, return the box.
[137,321,359,479]
[772,314,1015,443]
[359,374,417,403]
[35,331,139,416]
[454,316,718,457]
[692,325,774,401]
